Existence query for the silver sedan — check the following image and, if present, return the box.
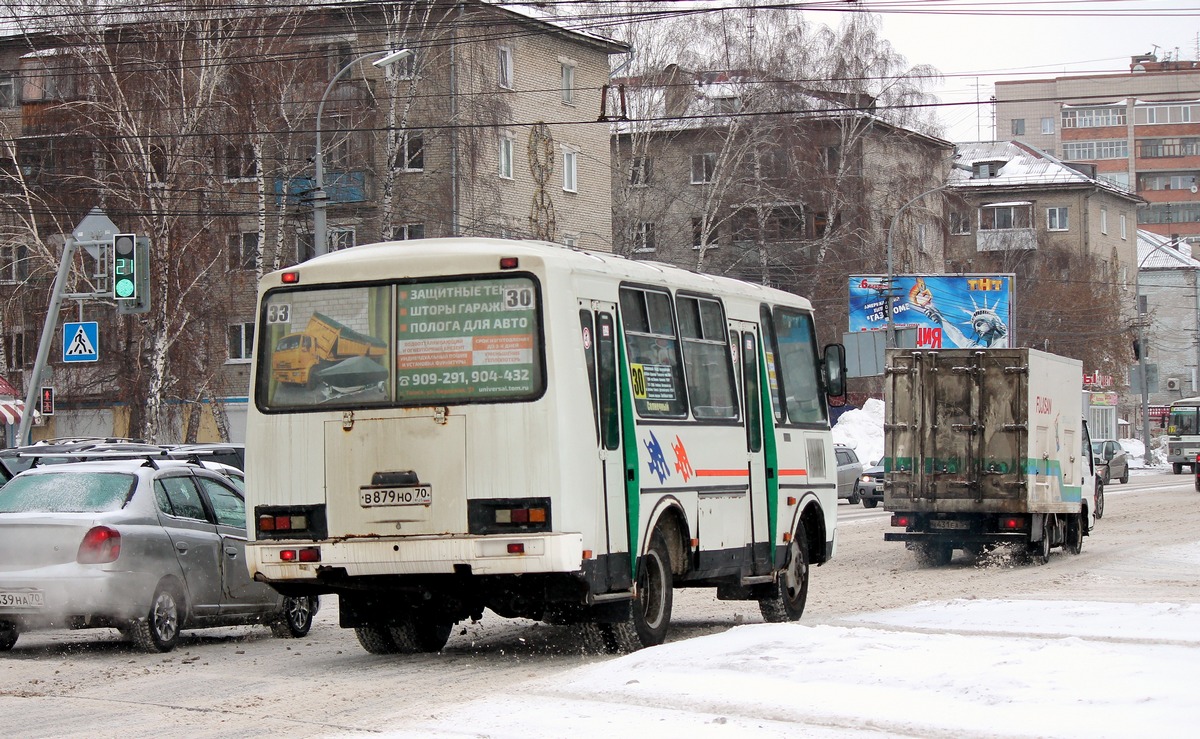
[0,458,317,652]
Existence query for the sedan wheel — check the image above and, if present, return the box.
[0,622,18,651]
[129,585,182,653]
[271,596,318,638]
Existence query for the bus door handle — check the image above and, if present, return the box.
[767,468,776,479]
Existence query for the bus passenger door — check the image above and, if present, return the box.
[732,322,771,575]
[580,302,632,592]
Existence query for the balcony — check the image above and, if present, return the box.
[977,228,1037,252]
[274,171,369,206]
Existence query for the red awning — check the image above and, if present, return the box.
[0,400,24,425]
[0,376,17,396]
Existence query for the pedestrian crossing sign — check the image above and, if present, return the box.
[63,321,99,363]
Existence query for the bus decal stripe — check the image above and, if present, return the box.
[695,469,750,478]
[616,316,641,578]
[778,469,809,477]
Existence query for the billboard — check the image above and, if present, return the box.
[848,274,1014,349]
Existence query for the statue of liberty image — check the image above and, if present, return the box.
[920,294,1009,349]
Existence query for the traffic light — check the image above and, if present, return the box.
[116,236,151,315]
[39,387,54,416]
[112,233,137,300]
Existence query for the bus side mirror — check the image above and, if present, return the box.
[823,343,847,398]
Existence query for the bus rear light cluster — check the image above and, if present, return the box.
[259,513,308,533]
[468,498,552,535]
[495,506,546,525]
[278,547,321,563]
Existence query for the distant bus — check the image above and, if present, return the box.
[244,238,846,655]
[1166,396,1200,473]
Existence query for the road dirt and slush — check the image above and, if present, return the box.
[1,471,1196,737]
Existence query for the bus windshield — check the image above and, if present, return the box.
[1169,404,1200,436]
[256,275,544,410]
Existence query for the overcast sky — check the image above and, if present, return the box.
[834,1,1200,143]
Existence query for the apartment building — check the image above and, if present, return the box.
[995,53,1200,248]
[0,2,625,443]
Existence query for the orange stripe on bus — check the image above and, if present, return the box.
[778,469,809,477]
[695,469,750,478]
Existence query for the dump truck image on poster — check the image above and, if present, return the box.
[271,312,387,387]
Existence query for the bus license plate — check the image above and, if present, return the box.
[0,590,44,608]
[929,520,969,530]
[360,485,432,508]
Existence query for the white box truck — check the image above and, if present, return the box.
[883,348,1102,565]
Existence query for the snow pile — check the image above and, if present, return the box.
[830,398,884,466]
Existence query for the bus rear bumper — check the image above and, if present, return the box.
[248,532,587,582]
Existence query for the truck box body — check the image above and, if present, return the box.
[885,348,1087,519]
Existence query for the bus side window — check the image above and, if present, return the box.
[619,287,688,418]
[741,331,762,452]
[597,312,620,450]
[580,309,600,444]
[677,295,738,420]
[759,304,784,423]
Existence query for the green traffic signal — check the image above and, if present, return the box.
[113,234,137,300]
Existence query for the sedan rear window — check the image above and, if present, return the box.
[0,472,135,513]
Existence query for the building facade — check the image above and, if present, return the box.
[994,53,1200,248]
[0,2,625,444]
[1136,231,1200,414]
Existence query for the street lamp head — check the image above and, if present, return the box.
[373,48,413,68]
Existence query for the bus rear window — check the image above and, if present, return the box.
[256,276,543,410]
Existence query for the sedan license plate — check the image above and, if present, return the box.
[0,590,44,608]
[929,519,969,530]
[360,484,432,508]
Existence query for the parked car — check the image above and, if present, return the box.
[855,463,885,508]
[834,445,865,502]
[0,456,317,653]
[1091,439,1129,485]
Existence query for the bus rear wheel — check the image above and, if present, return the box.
[598,531,673,653]
[758,528,809,622]
[355,618,452,654]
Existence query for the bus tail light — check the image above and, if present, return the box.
[281,271,300,284]
[254,505,328,540]
[279,547,321,563]
[468,498,551,534]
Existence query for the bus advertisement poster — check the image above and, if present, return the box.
[847,274,1015,350]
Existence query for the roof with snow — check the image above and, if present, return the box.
[1138,230,1200,270]
[949,141,1143,204]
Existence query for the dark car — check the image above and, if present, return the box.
[0,456,316,652]
[854,464,884,508]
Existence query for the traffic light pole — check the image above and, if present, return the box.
[17,238,78,445]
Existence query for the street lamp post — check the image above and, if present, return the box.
[1137,239,1180,464]
[312,49,412,258]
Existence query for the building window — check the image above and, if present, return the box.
[323,41,353,79]
[691,152,716,184]
[561,62,575,105]
[634,222,656,252]
[1139,173,1200,191]
[949,211,971,235]
[1062,140,1129,160]
[766,206,804,242]
[498,46,513,89]
[329,226,355,252]
[630,155,651,186]
[1100,172,1132,190]
[222,143,257,180]
[499,134,513,179]
[391,43,417,79]
[0,242,27,283]
[296,233,314,263]
[1046,207,1069,231]
[1100,208,1108,235]
[822,146,840,173]
[398,131,423,171]
[1136,104,1198,125]
[1062,107,1127,128]
[562,148,577,192]
[21,57,76,102]
[692,217,706,249]
[228,322,254,362]
[1041,117,1054,134]
[0,75,14,108]
[390,223,424,240]
[1141,203,1200,224]
[1120,213,1127,240]
[1138,137,1200,158]
[561,233,578,248]
[979,203,1032,230]
[1011,118,1025,136]
[229,232,258,270]
[2,331,28,369]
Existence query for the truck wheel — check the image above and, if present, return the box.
[1028,527,1052,565]
[914,542,952,567]
[1064,513,1083,555]
[1173,463,1182,475]
[758,528,810,623]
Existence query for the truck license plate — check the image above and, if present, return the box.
[0,590,44,608]
[929,519,969,530]
[359,485,432,508]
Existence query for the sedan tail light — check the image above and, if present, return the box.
[77,526,122,564]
